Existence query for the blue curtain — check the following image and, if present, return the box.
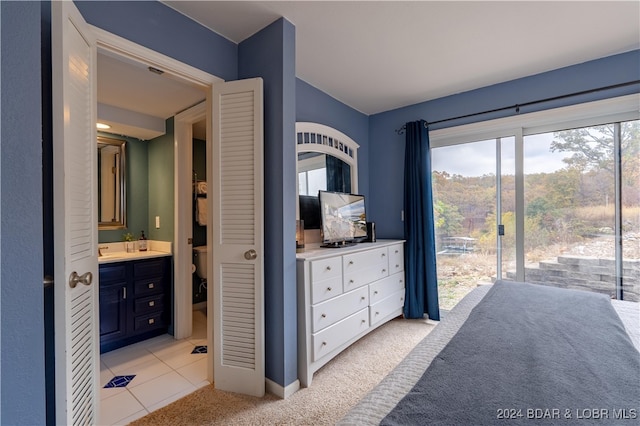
[326,155,351,193]
[404,120,440,320]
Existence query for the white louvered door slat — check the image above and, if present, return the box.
[211,78,265,397]
[52,2,100,425]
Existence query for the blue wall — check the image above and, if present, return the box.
[2,1,638,421]
[0,2,47,424]
[296,79,370,197]
[369,50,640,239]
[238,18,299,388]
[75,1,237,81]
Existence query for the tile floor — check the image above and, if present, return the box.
[99,309,209,425]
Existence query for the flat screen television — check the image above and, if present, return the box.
[319,190,367,247]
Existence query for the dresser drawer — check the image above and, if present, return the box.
[99,263,127,283]
[133,258,166,278]
[343,247,390,291]
[134,293,165,316]
[388,244,404,275]
[369,272,405,304]
[134,277,164,297]
[343,247,388,273]
[312,308,369,362]
[370,289,405,327]
[309,257,343,304]
[133,312,166,333]
[311,286,369,333]
[310,257,342,283]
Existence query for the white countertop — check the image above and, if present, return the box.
[98,240,172,264]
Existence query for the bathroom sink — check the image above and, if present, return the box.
[98,250,171,264]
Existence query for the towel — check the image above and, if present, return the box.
[196,197,207,226]
[194,181,207,195]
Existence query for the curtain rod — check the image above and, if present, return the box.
[394,80,640,135]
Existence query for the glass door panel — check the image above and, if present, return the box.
[523,126,617,298]
[431,139,497,309]
[499,137,517,281]
[621,120,639,301]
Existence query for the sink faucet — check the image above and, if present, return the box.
[98,246,109,257]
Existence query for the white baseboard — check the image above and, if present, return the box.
[265,378,300,399]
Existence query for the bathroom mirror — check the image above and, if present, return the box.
[98,136,126,230]
[296,122,359,229]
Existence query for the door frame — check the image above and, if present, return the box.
[89,25,224,352]
[173,101,207,338]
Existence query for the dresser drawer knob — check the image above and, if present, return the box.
[327,286,332,291]
[321,341,327,346]
[325,266,331,271]
[148,283,155,289]
[361,296,365,301]
[382,269,386,273]
[382,253,386,257]
[375,311,379,316]
[149,301,155,307]
[396,264,400,268]
[374,290,378,295]
[148,318,155,325]
[321,313,326,318]
[349,279,354,284]
[395,249,399,254]
[361,319,366,324]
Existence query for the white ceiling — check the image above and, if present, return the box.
[99,1,639,139]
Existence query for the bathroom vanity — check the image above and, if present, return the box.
[98,243,172,353]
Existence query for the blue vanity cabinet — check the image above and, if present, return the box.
[99,263,128,348]
[99,256,171,353]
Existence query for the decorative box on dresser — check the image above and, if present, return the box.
[296,240,405,387]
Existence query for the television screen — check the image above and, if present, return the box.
[319,190,367,247]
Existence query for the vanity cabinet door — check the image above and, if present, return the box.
[99,282,127,346]
[99,263,128,351]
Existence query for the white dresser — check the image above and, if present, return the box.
[296,240,405,387]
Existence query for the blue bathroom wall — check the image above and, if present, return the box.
[148,118,175,242]
[369,50,640,239]
[0,2,47,424]
[98,132,150,243]
[74,0,237,81]
[296,79,370,197]
[238,18,298,388]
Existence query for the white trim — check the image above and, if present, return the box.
[91,25,222,88]
[296,122,360,195]
[265,378,300,399]
[429,94,640,147]
[92,24,222,387]
[174,102,207,340]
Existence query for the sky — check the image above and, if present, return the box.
[431,133,570,177]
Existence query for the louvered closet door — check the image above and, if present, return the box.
[52,1,100,424]
[211,78,265,397]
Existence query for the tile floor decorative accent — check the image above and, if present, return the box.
[191,345,208,354]
[104,375,136,388]
[99,309,209,425]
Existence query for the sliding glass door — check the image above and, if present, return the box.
[431,137,515,309]
[431,117,638,309]
[522,121,638,301]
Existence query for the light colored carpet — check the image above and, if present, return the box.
[129,316,436,425]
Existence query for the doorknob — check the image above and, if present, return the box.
[244,249,258,260]
[69,271,93,288]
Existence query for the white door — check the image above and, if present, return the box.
[210,78,265,396]
[52,2,100,424]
